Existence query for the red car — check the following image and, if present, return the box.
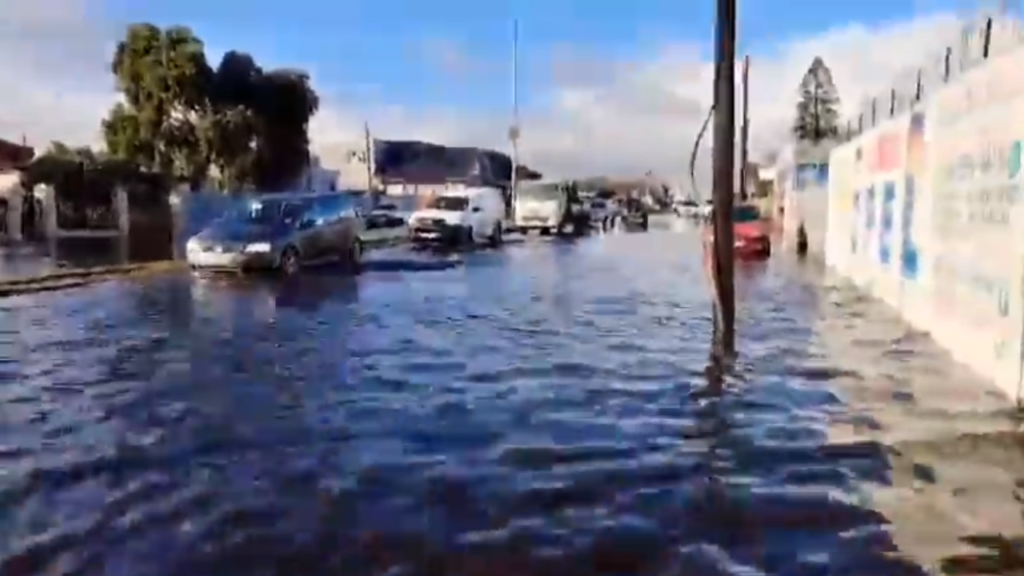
[703,204,771,259]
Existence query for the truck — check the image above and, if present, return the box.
[512,181,592,236]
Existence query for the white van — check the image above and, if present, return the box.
[514,182,566,235]
[408,187,506,247]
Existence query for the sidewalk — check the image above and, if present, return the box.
[0,238,133,281]
[0,243,58,281]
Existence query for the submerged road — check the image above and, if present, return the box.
[0,225,1021,575]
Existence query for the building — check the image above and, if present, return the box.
[0,138,33,172]
[297,155,340,192]
[0,138,34,239]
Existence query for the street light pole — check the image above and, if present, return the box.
[739,55,750,202]
[710,0,737,359]
[363,121,374,192]
[509,19,521,219]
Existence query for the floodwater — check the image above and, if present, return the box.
[0,224,1022,575]
[0,236,170,281]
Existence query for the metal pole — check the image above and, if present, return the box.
[710,0,737,359]
[363,121,374,191]
[739,55,750,202]
[509,19,520,221]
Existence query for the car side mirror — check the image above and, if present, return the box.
[471,206,482,213]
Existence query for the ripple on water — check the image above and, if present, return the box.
[0,229,1009,574]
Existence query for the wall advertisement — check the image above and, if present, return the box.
[901,111,926,283]
[928,91,1022,329]
[926,53,1024,400]
[825,143,858,273]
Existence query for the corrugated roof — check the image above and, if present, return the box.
[0,138,34,168]
[373,140,512,186]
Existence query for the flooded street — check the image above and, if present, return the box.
[0,226,1021,575]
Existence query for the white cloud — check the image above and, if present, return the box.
[313,13,964,186]
[0,0,118,147]
[0,2,963,187]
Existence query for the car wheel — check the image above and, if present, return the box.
[539,228,551,236]
[462,226,475,248]
[488,222,503,247]
[279,245,302,277]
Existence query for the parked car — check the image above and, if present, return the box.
[703,204,771,259]
[185,191,363,276]
[408,187,506,247]
[359,201,408,244]
[365,202,407,227]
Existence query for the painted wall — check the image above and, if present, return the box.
[825,32,1024,403]
[778,141,837,257]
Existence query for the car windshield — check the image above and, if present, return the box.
[228,199,307,227]
[518,185,562,201]
[426,195,469,211]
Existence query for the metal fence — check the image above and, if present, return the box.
[840,12,1024,141]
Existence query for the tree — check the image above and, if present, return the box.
[205,51,261,191]
[102,25,321,192]
[792,57,841,143]
[250,69,319,190]
[108,24,213,182]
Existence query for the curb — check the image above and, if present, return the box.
[0,234,410,299]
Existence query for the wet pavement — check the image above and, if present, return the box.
[0,224,1021,575]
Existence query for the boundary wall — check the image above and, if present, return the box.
[777,142,834,258]
[825,16,1024,403]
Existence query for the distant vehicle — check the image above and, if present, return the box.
[408,187,506,247]
[186,191,363,276]
[621,196,650,231]
[587,197,622,230]
[703,204,771,259]
[698,199,714,220]
[365,202,407,228]
[514,182,591,236]
[514,183,565,235]
[673,198,700,218]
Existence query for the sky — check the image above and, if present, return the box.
[0,0,981,185]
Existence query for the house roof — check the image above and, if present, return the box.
[0,138,34,167]
[373,140,513,186]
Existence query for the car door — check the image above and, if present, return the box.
[314,194,352,257]
[292,198,328,261]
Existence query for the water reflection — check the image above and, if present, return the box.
[0,229,1020,574]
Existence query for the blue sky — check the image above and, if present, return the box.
[103,0,957,115]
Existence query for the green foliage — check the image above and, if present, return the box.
[792,57,841,143]
[21,141,167,203]
[102,23,320,192]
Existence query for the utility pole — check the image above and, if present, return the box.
[710,0,737,359]
[363,121,374,192]
[509,19,521,219]
[739,55,750,202]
